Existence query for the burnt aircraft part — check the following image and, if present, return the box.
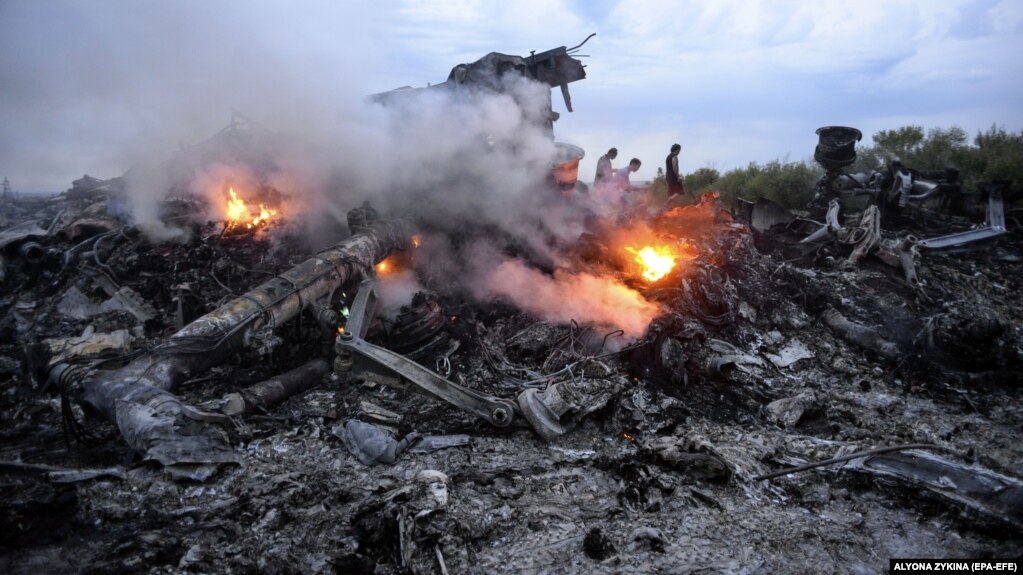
[77,216,411,419]
[386,294,450,360]
[917,189,1007,250]
[814,126,862,171]
[823,307,900,362]
[222,359,330,417]
[337,279,518,428]
[516,382,580,440]
[60,214,411,464]
[370,37,589,126]
[749,198,797,234]
[18,241,46,264]
[844,450,1023,531]
[338,333,517,428]
[810,126,989,238]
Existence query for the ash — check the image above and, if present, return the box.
[1,176,1022,575]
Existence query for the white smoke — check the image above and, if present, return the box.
[476,258,661,340]
[0,1,661,338]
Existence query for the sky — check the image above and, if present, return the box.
[1,0,1022,192]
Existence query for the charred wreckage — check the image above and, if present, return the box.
[2,40,1023,574]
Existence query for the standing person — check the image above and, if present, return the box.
[664,143,687,204]
[594,147,618,187]
[611,158,643,208]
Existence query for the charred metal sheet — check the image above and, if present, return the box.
[0,220,47,250]
[845,449,1023,531]
[749,198,796,234]
[917,188,1007,250]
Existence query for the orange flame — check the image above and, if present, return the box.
[375,257,392,275]
[411,235,422,249]
[625,245,677,282]
[250,204,277,228]
[225,187,279,230]
[226,188,250,223]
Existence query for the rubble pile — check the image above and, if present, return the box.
[1,165,1021,574]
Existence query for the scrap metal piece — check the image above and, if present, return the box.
[877,235,920,286]
[799,199,841,244]
[844,449,1023,531]
[0,220,47,250]
[358,400,402,424]
[99,286,157,323]
[407,434,471,453]
[42,329,132,366]
[336,279,518,429]
[221,359,330,417]
[60,215,411,468]
[917,189,1007,250]
[838,205,882,267]
[18,241,45,264]
[334,420,421,466]
[749,197,797,234]
[338,333,517,428]
[516,382,580,440]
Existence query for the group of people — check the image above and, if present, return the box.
[593,143,688,209]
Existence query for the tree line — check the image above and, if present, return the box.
[648,125,1023,210]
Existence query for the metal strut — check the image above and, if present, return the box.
[335,279,518,428]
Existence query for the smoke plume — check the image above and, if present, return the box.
[0,1,662,338]
[476,258,661,340]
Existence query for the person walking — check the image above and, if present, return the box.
[664,143,687,205]
[594,147,618,187]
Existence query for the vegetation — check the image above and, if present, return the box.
[670,125,1023,209]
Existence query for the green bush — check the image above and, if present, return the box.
[686,161,820,210]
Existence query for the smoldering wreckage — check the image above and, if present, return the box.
[2,40,1022,575]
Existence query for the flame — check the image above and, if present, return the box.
[337,325,345,335]
[224,187,279,230]
[250,204,277,228]
[411,235,422,249]
[625,245,677,282]
[375,258,392,275]
[226,188,251,223]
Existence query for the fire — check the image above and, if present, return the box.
[411,235,422,248]
[226,188,249,223]
[251,204,277,228]
[224,187,278,230]
[375,258,392,275]
[625,245,677,282]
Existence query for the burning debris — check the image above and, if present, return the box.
[223,187,279,233]
[2,53,1023,575]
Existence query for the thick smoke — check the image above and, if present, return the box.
[476,258,661,340]
[0,2,662,338]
